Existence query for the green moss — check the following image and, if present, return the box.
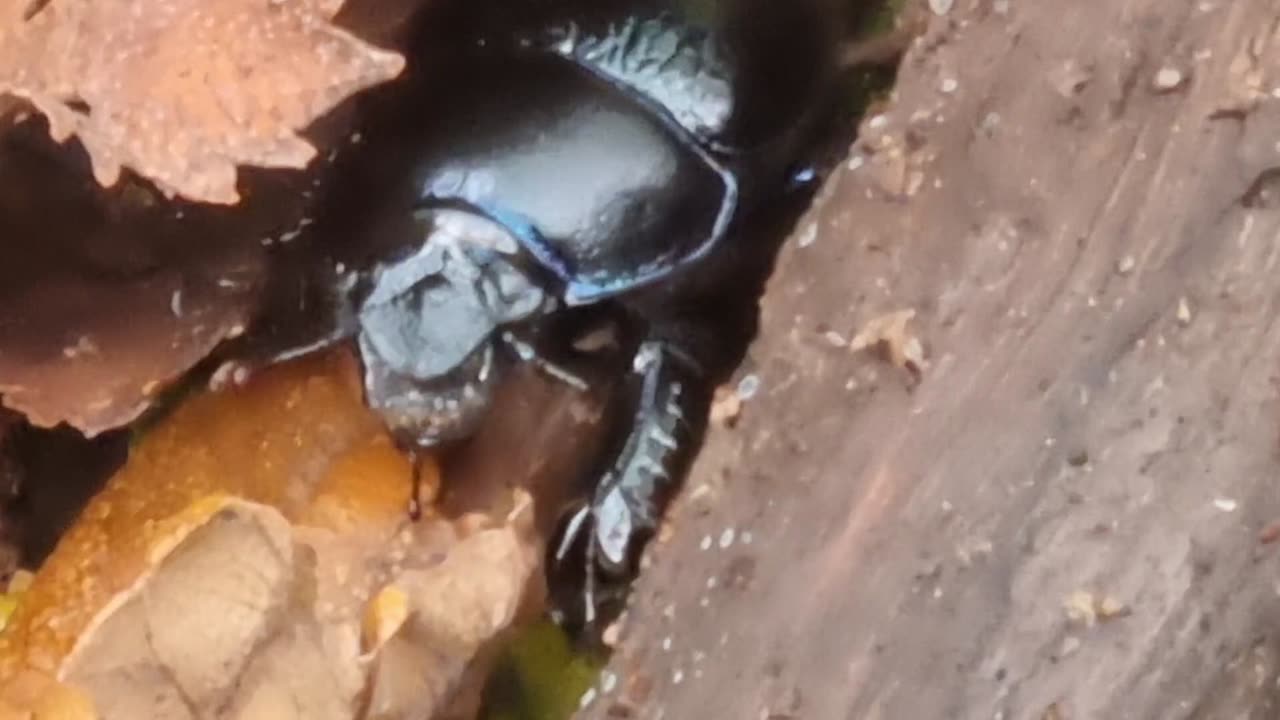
[842,0,909,114]
[855,0,908,39]
[480,620,606,720]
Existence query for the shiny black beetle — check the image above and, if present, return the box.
[245,0,853,626]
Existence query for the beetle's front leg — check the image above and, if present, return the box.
[551,336,711,626]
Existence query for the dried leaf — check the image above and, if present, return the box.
[0,349,543,720]
[850,308,926,374]
[1064,590,1128,626]
[0,124,300,436]
[0,349,382,673]
[0,0,405,203]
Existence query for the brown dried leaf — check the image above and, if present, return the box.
[850,308,927,374]
[1212,35,1270,118]
[0,0,405,203]
[0,349,544,720]
[0,125,302,436]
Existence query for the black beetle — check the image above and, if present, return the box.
[239,0,860,627]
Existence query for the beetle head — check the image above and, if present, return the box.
[355,208,549,445]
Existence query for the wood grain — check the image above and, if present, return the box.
[579,1,1280,718]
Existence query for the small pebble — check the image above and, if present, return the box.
[940,77,958,94]
[601,622,622,647]
[600,672,618,694]
[579,688,598,709]
[719,528,736,549]
[1152,66,1187,92]
[736,375,760,400]
[928,0,954,14]
[1214,498,1238,512]
[672,669,685,685]
[700,535,713,551]
[662,636,673,652]
[656,523,675,544]
[797,222,818,248]
[1060,635,1082,658]
[1116,255,1135,275]
[741,531,754,545]
[1177,297,1193,324]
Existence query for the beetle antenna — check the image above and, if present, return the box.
[500,330,590,391]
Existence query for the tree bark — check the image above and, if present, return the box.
[579,1,1280,718]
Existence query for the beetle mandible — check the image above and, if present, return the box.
[240,0,855,627]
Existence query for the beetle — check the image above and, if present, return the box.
[238,0,859,628]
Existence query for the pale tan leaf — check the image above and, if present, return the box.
[0,350,554,720]
[850,308,927,374]
[60,499,295,720]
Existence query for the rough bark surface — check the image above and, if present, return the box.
[580,1,1280,718]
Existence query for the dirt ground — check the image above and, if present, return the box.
[579,1,1280,719]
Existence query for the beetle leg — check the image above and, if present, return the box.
[550,499,611,627]
[588,340,706,576]
[552,502,592,565]
[548,501,628,630]
[499,330,589,391]
[549,337,709,630]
